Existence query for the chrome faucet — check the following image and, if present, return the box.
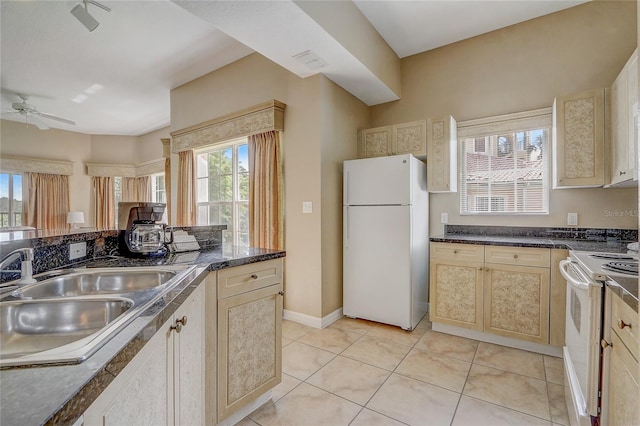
[0,248,37,284]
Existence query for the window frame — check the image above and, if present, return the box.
[195,138,249,247]
[0,173,23,228]
[150,173,166,203]
[458,108,551,216]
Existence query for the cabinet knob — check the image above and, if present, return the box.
[453,250,458,254]
[170,316,188,333]
[250,274,258,280]
[617,319,631,330]
[478,267,483,271]
[278,290,285,296]
[619,170,627,176]
[601,339,612,349]
[513,254,519,259]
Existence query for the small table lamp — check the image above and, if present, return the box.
[67,211,85,229]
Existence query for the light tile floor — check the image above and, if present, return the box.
[240,316,569,426]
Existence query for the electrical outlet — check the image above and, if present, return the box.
[302,201,313,214]
[567,212,578,226]
[441,213,448,224]
[69,242,87,260]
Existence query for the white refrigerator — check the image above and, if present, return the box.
[343,154,428,330]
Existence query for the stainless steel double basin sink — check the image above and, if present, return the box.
[0,265,197,367]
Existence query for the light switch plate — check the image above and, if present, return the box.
[567,212,578,226]
[441,213,448,224]
[69,242,87,260]
[302,201,313,214]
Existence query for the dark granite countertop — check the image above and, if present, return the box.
[606,276,639,313]
[429,234,636,253]
[0,246,285,426]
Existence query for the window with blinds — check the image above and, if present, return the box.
[458,109,551,215]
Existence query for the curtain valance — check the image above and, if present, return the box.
[1,155,73,175]
[86,158,164,177]
[170,100,285,153]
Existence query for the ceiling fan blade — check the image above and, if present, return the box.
[26,115,50,130]
[33,111,76,125]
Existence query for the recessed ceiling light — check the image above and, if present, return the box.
[71,94,89,104]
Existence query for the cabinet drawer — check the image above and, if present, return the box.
[485,246,550,268]
[430,242,484,262]
[611,294,639,358]
[217,258,283,299]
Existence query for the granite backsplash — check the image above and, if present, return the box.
[0,225,226,284]
[444,225,638,243]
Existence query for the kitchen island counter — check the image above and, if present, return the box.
[0,246,285,426]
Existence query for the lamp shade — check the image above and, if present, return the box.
[67,211,85,225]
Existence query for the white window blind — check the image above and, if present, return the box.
[459,108,551,215]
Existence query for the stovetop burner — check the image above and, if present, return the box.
[602,261,638,276]
[590,253,636,260]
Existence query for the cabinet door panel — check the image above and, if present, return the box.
[429,259,483,330]
[393,120,427,157]
[175,284,205,426]
[606,332,639,426]
[360,126,392,158]
[218,283,282,422]
[484,264,549,344]
[553,88,605,188]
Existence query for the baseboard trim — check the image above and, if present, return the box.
[432,322,562,357]
[283,308,343,329]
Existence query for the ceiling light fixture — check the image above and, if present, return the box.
[70,0,111,32]
[293,50,327,70]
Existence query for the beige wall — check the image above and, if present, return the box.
[370,0,639,234]
[170,53,369,319]
[320,77,369,317]
[0,120,168,228]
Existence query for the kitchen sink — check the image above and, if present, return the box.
[0,297,133,365]
[14,268,178,299]
[0,264,200,367]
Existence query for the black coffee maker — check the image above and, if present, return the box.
[118,202,173,257]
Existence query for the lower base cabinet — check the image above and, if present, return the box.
[216,258,283,423]
[429,243,561,347]
[83,283,204,426]
[601,287,639,426]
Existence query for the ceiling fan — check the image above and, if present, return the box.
[1,95,76,130]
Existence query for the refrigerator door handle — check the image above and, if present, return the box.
[344,206,349,248]
[345,170,350,205]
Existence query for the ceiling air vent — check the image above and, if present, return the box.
[292,50,327,70]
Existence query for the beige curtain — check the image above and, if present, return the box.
[122,176,151,202]
[23,173,70,230]
[177,150,196,226]
[248,131,283,250]
[92,176,115,229]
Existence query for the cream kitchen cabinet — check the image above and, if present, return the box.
[601,287,639,426]
[552,88,606,188]
[427,115,457,192]
[609,49,638,186]
[359,120,427,158]
[216,258,283,423]
[429,243,484,331]
[430,243,557,346]
[83,283,205,426]
[484,255,550,345]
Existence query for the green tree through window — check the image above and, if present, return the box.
[196,139,249,246]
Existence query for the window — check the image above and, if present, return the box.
[0,173,23,228]
[459,109,550,214]
[151,173,166,203]
[196,138,249,246]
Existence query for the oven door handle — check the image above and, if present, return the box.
[559,259,592,290]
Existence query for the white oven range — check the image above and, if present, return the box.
[559,250,638,426]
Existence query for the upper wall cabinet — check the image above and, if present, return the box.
[609,49,638,187]
[359,121,426,158]
[359,116,457,192]
[427,116,457,192]
[552,88,606,188]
